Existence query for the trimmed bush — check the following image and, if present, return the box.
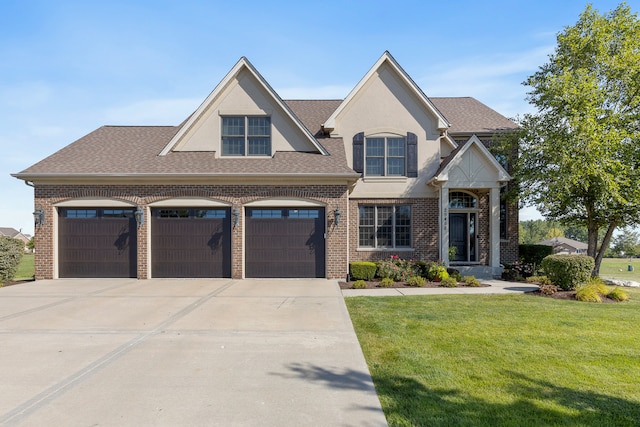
[462,276,481,287]
[349,262,377,281]
[526,275,553,286]
[407,276,426,287]
[414,261,429,278]
[541,254,594,291]
[439,277,457,288]
[378,277,395,288]
[428,265,449,282]
[352,280,367,289]
[0,237,24,283]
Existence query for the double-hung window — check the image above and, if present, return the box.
[359,205,411,248]
[365,137,406,176]
[221,116,271,156]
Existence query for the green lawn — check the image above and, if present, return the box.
[599,257,640,281]
[13,253,34,281]
[346,289,640,426]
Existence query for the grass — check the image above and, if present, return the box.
[599,258,640,281]
[13,253,34,281]
[346,289,640,426]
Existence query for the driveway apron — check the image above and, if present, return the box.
[0,279,387,426]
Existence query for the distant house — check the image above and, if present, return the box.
[13,51,519,280]
[538,237,588,255]
[0,227,31,252]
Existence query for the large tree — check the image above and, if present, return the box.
[516,3,640,275]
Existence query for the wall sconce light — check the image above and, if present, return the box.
[33,208,45,227]
[134,207,144,228]
[333,207,342,226]
[232,208,240,228]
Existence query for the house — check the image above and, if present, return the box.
[13,52,518,280]
[538,237,588,255]
[0,227,31,252]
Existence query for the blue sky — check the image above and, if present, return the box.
[1,0,636,235]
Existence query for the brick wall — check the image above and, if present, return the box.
[33,183,350,280]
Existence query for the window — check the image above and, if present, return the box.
[449,192,477,209]
[65,209,98,218]
[222,116,271,156]
[365,137,406,176]
[358,205,411,248]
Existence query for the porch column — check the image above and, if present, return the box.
[440,186,449,264]
[490,187,501,276]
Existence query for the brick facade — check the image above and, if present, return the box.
[348,197,440,264]
[33,183,350,280]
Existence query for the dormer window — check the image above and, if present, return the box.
[221,116,271,156]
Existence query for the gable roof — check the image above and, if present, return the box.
[159,57,329,156]
[430,97,518,135]
[431,135,511,183]
[0,227,21,238]
[323,51,450,131]
[538,237,588,250]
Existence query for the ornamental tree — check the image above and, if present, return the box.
[516,3,640,276]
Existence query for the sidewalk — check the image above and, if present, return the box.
[341,279,538,297]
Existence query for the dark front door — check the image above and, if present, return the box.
[151,208,231,278]
[58,208,137,278]
[449,213,468,262]
[245,208,325,278]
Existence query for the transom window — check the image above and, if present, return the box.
[222,116,271,156]
[449,192,477,209]
[365,137,406,176]
[358,205,411,248]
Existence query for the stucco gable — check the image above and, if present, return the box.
[323,51,450,133]
[159,57,328,156]
[431,135,510,187]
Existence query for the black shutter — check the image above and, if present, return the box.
[407,132,418,177]
[353,132,365,174]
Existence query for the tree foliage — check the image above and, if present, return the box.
[515,3,640,275]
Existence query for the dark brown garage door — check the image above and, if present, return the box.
[245,208,325,278]
[58,208,137,278]
[151,208,231,278]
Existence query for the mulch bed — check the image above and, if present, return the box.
[338,279,490,290]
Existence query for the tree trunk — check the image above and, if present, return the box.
[593,221,617,277]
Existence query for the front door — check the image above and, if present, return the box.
[449,212,476,262]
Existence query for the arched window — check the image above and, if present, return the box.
[449,192,477,209]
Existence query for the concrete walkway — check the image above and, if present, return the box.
[0,279,387,426]
[341,279,538,297]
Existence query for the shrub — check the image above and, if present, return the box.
[406,276,426,287]
[538,283,560,295]
[0,237,24,283]
[414,261,429,278]
[519,244,553,275]
[541,254,594,291]
[378,277,395,288]
[607,286,629,302]
[427,264,449,282]
[526,275,554,286]
[576,282,602,303]
[349,262,377,281]
[352,280,367,289]
[376,256,418,281]
[439,277,457,288]
[462,276,481,287]
[447,268,462,281]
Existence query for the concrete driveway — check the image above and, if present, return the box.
[0,279,387,426]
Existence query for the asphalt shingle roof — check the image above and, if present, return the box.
[15,97,516,179]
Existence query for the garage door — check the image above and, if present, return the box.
[151,208,231,278]
[58,208,137,278]
[245,207,325,278]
